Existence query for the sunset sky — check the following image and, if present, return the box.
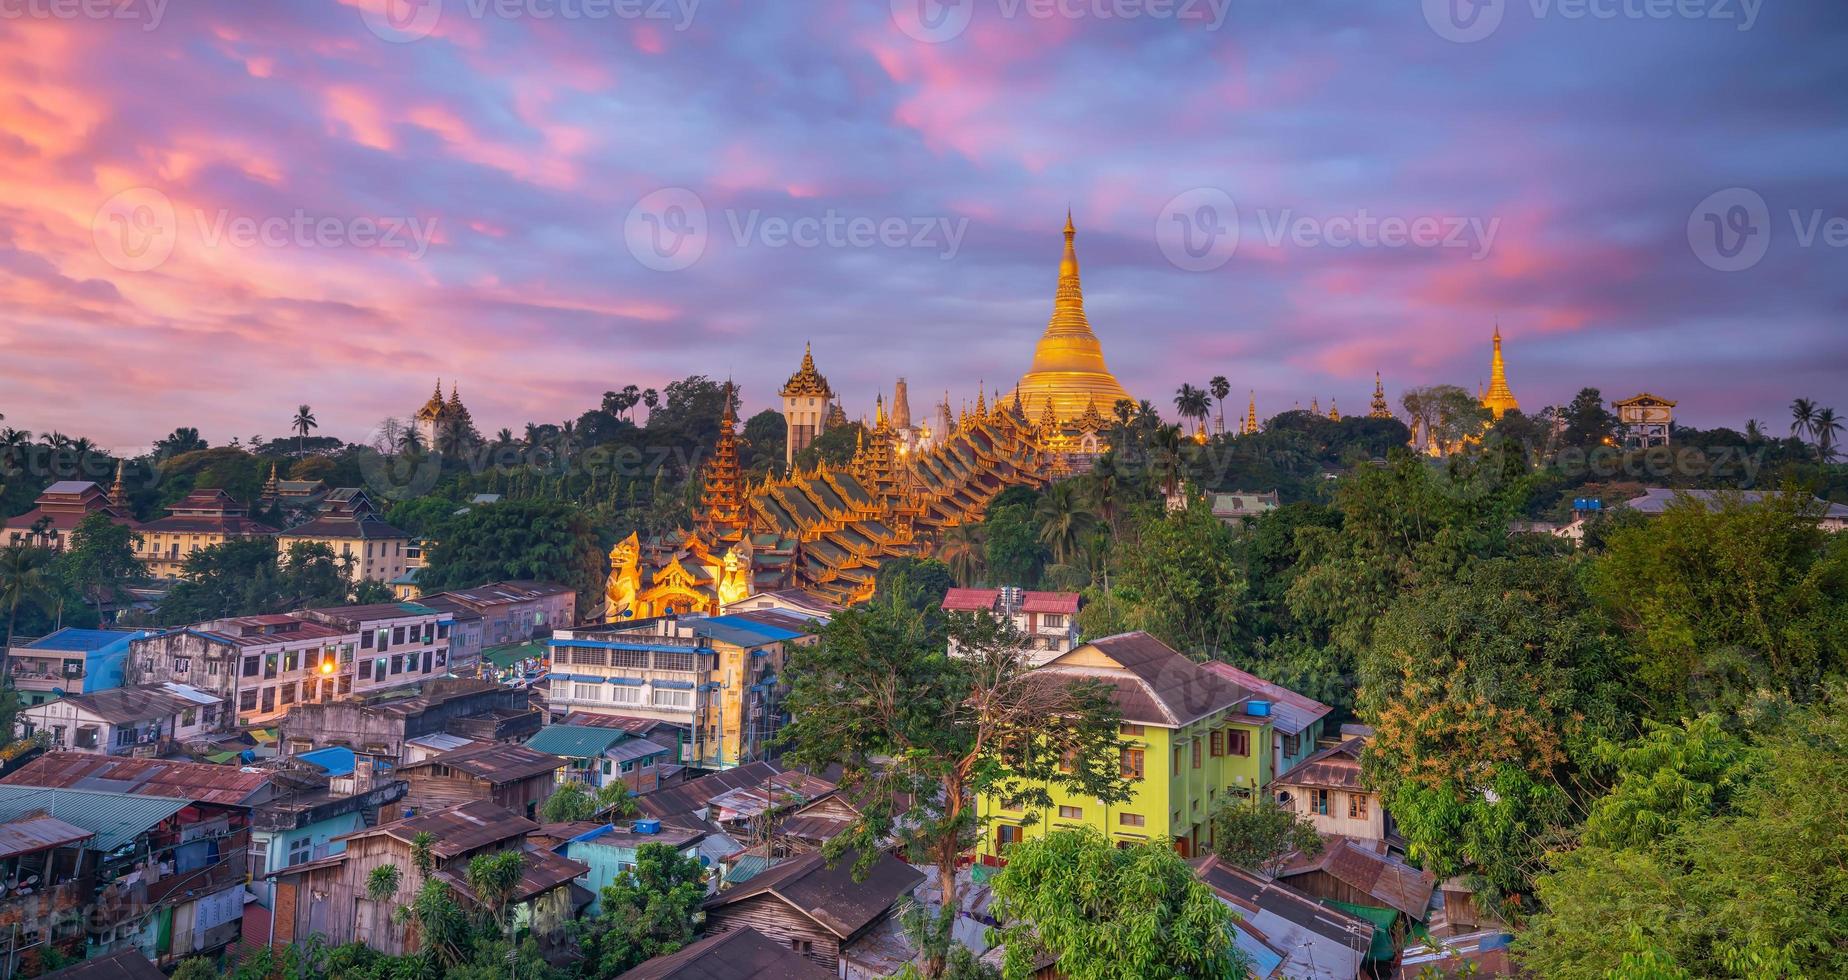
[2,0,1843,449]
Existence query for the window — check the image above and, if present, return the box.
[619,761,635,773]
[437,623,450,639]
[1311,789,1330,816]
[249,838,268,879]
[1192,739,1202,769]
[1057,805,1083,820]
[1282,733,1300,757]
[261,687,275,714]
[1348,793,1369,819]
[287,837,313,866]
[995,825,1021,851]
[173,657,190,674]
[652,688,693,709]
[393,627,406,645]
[279,682,296,706]
[338,675,353,695]
[283,651,298,672]
[1042,613,1064,628]
[609,686,641,705]
[243,657,261,678]
[611,649,648,669]
[1227,729,1251,757]
[1210,731,1224,757]
[655,652,697,672]
[572,683,603,701]
[1120,748,1144,779]
[1119,723,1144,736]
[1119,813,1145,827]
[640,756,654,769]
[263,654,278,679]
[389,655,403,675]
[1173,746,1183,776]
[239,690,258,712]
[358,659,372,680]
[361,631,374,649]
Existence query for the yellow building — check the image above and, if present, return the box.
[1006,212,1135,424]
[275,489,412,584]
[136,488,279,578]
[976,632,1277,862]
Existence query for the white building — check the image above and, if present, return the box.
[941,587,1080,666]
[15,683,219,754]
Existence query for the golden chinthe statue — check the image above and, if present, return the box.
[1007,212,1134,423]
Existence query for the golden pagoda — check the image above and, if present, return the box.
[694,382,748,544]
[1006,212,1134,422]
[1241,392,1259,435]
[1480,325,1520,419]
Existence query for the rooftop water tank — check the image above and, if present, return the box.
[1247,699,1272,717]
[632,819,661,835]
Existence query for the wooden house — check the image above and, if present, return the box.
[268,799,587,956]
[397,741,563,819]
[700,849,923,972]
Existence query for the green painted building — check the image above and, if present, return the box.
[977,631,1278,860]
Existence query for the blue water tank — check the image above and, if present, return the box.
[1247,699,1272,717]
[632,819,661,835]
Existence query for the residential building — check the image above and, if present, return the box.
[0,481,137,551]
[1276,836,1436,944]
[941,588,1080,664]
[278,677,542,769]
[5,628,145,707]
[975,631,1279,861]
[1199,661,1333,777]
[417,581,576,672]
[700,849,924,973]
[134,489,278,579]
[524,724,672,794]
[719,589,841,624]
[634,761,835,833]
[1617,486,1848,532]
[615,927,833,980]
[269,799,588,957]
[561,820,708,912]
[274,489,414,583]
[397,741,563,820]
[1271,737,1386,842]
[0,755,272,967]
[1195,855,1374,980]
[14,684,219,754]
[35,949,166,980]
[547,613,809,770]
[0,812,99,977]
[299,602,455,696]
[128,614,353,727]
[244,761,408,943]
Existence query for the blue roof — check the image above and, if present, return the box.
[298,746,356,777]
[688,615,802,647]
[1231,922,1286,977]
[24,628,140,653]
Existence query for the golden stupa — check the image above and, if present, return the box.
[1007,212,1134,422]
[1480,324,1520,419]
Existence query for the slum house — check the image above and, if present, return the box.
[0,770,259,969]
[396,741,563,820]
[1195,854,1375,980]
[700,849,923,973]
[524,724,673,795]
[278,678,541,771]
[269,799,586,957]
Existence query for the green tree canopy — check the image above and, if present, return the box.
[418,499,607,614]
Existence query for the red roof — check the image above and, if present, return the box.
[940,588,999,612]
[1019,591,1080,615]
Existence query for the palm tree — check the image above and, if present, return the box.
[938,523,985,587]
[465,850,524,938]
[291,404,318,457]
[1174,384,1211,437]
[367,864,401,904]
[409,831,437,877]
[1148,424,1185,498]
[1210,376,1230,432]
[1814,407,1842,462]
[397,427,424,455]
[1034,481,1099,568]
[1791,398,1819,444]
[494,428,515,449]
[1744,419,1765,443]
[642,388,660,415]
[0,543,56,675]
[1112,399,1135,428]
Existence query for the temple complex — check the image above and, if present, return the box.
[412,380,477,450]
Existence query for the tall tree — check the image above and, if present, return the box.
[1813,406,1842,462]
[0,543,56,671]
[780,604,1128,976]
[292,404,318,457]
[1209,376,1231,431]
[574,842,706,976]
[988,829,1246,980]
[1208,796,1324,878]
[1789,397,1818,444]
[418,499,607,614]
[59,512,142,622]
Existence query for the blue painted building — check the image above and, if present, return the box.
[556,821,708,913]
[5,627,146,706]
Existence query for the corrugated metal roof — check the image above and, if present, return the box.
[525,724,626,759]
[0,752,272,806]
[21,628,141,653]
[0,814,94,857]
[0,785,187,851]
[1198,661,1332,735]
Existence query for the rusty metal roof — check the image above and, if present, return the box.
[1280,836,1437,919]
[434,844,589,905]
[1,752,272,807]
[702,849,923,940]
[401,741,563,784]
[0,814,94,857]
[350,799,537,858]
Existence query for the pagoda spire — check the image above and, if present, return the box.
[1481,322,1520,419]
[1243,392,1259,435]
[1007,212,1133,422]
[1370,372,1393,419]
[694,381,748,543]
[109,459,127,510]
[976,386,987,419]
[1329,399,1341,422]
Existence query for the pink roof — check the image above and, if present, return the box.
[1020,591,1080,615]
[940,588,999,612]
